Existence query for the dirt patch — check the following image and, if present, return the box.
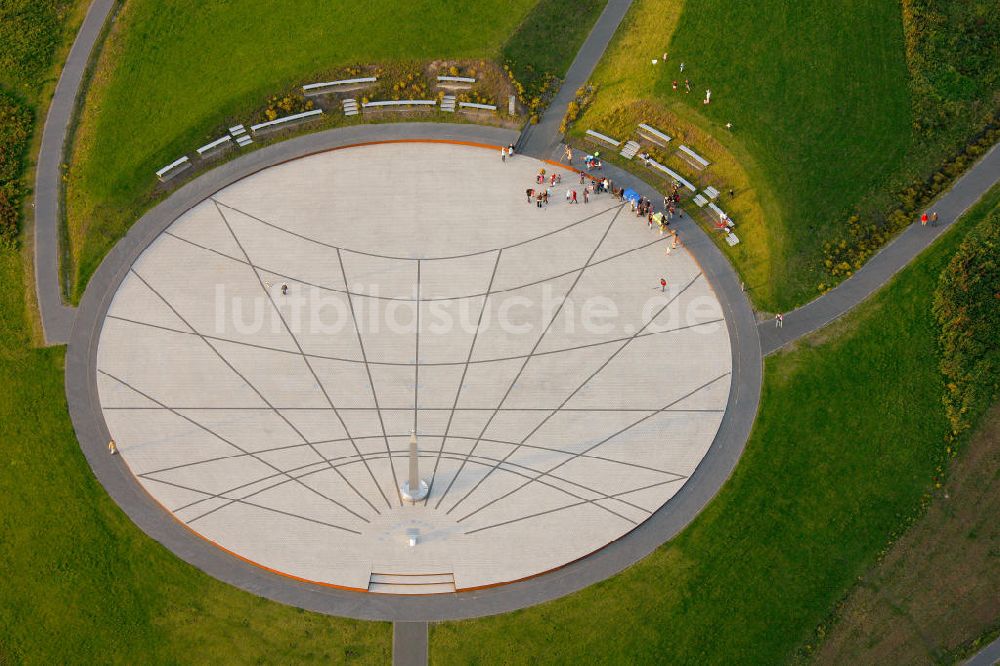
[813,401,1000,664]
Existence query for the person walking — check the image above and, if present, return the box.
[526,188,534,203]
[660,278,667,292]
[566,189,573,203]
[281,283,289,295]
[563,146,573,163]
[931,211,939,226]
[501,147,507,163]
[583,187,589,204]
[921,212,928,226]
[508,143,515,158]
[571,190,578,204]
[775,313,784,328]
[108,439,117,455]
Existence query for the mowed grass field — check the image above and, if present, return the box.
[0,248,391,663]
[430,186,1000,663]
[66,0,538,298]
[577,0,914,310]
[664,0,913,308]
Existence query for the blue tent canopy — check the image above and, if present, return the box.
[623,188,640,203]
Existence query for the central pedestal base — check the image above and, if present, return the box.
[400,479,429,502]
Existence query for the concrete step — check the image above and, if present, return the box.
[620,140,640,159]
[368,582,456,595]
[370,573,454,585]
[368,571,456,594]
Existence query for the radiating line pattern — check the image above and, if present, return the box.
[95,144,732,590]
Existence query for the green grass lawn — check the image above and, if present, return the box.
[65,0,544,299]
[0,247,390,663]
[429,185,1000,663]
[664,0,913,308]
[576,0,999,311]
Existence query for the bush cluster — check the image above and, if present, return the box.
[0,0,70,90]
[559,84,597,134]
[902,0,1000,137]
[388,71,429,100]
[502,61,553,124]
[262,94,314,121]
[456,89,495,106]
[818,115,1000,291]
[932,209,1000,437]
[0,90,33,243]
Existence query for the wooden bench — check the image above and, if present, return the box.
[708,202,728,220]
[704,185,720,200]
[725,232,740,246]
[678,144,711,170]
[647,159,696,192]
[637,123,672,147]
[250,109,324,134]
[362,99,437,112]
[302,76,377,96]
[196,136,232,157]
[692,193,709,207]
[458,101,497,112]
[228,124,246,137]
[155,156,190,182]
[437,75,475,90]
[585,129,622,148]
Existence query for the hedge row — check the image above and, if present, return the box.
[932,207,1000,436]
[818,114,1000,291]
[0,89,33,243]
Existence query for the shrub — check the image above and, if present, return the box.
[932,208,1000,436]
[0,0,71,90]
[0,90,33,242]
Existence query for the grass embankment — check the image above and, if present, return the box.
[66,0,613,302]
[430,186,1000,663]
[564,0,775,301]
[574,0,999,311]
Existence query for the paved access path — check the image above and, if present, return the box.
[516,0,633,161]
[393,622,428,666]
[34,0,117,345]
[758,142,1000,355]
[966,635,1000,666]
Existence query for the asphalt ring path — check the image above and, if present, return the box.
[66,122,762,621]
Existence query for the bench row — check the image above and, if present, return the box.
[158,96,499,180]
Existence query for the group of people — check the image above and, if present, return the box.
[522,163,684,256]
[525,168,616,208]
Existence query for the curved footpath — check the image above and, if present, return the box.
[66,121,761,622]
[34,0,117,345]
[758,142,1000,355]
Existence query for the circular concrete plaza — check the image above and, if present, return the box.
[94,142,732,593]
